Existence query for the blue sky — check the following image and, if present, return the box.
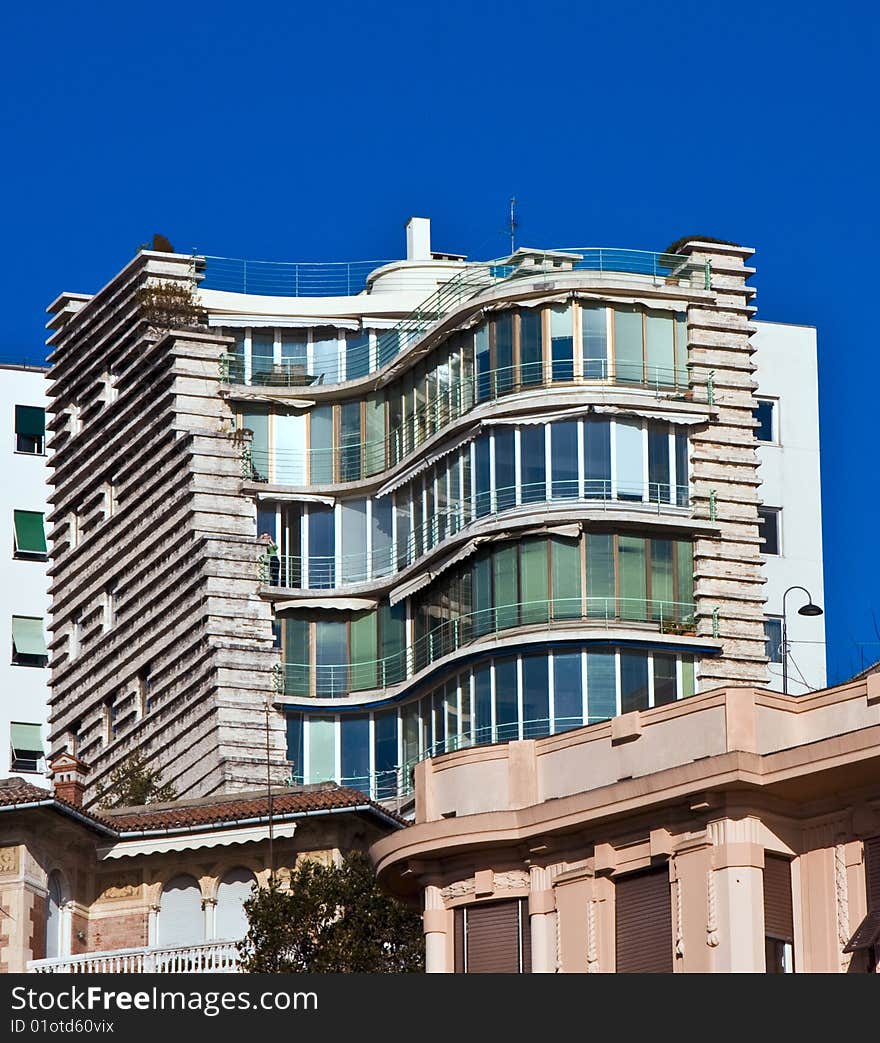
[1,1,876,682]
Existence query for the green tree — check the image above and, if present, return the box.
[238,851,424,973]
[96,751,177,808]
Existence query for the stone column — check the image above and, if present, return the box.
[423,884,449,973]
[528,866,557,972]
[203,896,217,940]
[708,820,766,972]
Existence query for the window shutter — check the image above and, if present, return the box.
[615,865,673,973]
[14,405,45,437]
[520,898,532,973]
[763,855,794,941]
[465,900,521,973]
[11,616,48,657]
[13,511,47,555]
[866,837,880,911]
[453,907,465,973]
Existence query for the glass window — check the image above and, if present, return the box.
[586,533,615,618]
[620,651,649,712]
[551,537,581,620]
[618,536,647,620]
[494,429,516,512]
[308,506,335,588]
[550,305,574,381]
[493,545,519,631]
[650,539,674,622]
[754,400,775,442]
[758,508,781,555]
[345,330,371,381]
[653,654,677,706]
[615,419,644,501]
[309,405,333,484]
[474,666,492,744]
[316,619,347,696]
[445,681,459,747]
[340,401,362,482]
[584,419,611,499]
[522,655,550,738]
[396,495,411,570]
[283,618,309,696]
[520,425,546,504]
[675,430,689,506]
[402,702,420,767]
[494,314,514,395]
[475,324,491,401]
[242,407,269,482]
[11,616,48,667]
[520,537,549,625]
[553,653,583,732]
[520,309,543,385]
[645,313,675,387]
[472,555,493,637]
[340,714,370,791]
[275,412,306,484]
[551,421,579,499]
[341,499,367,583]
[495,659,518,742]
[581,305,608,379]
[764,618,783,663]
[648,428,671,503]
[681,657,695,697]
[674,312,688,387]
[251,329,275,383]
[380,601,406,686]
[308,717,336,784]
[614,307,643,383]
[374,710,399,798]
[475,436,491,517]
[14,405,45,454]
[371,496,393,578]
[587,651,616,722]
[10,722,44,773]
[377,329,400,368]
[432,690,446,753]
[257,505,276,541]
[280,330,308,385]
[676,541,694,616]
[286,714,304,780]
[364,394,385,476]
[312,327,339,383]
[13,511,47,557]
[350,611,377,691]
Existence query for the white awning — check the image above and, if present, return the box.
[591,405,707,426]
[208,316,360,330]
[376,426,479,498]
[255,491,335,506]
[273,597,378,612]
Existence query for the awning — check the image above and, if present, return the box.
[255,491,335,507]
[843,910,880,953]
[10,723,44,756]
[11,617,48,657]
[273,597,378,612]
[591,405,707,426]
[13,511,47,555]
[208,316,360,331]
[15,405,44,437]
[376,426,479,498]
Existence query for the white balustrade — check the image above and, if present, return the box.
[28,939,241,974]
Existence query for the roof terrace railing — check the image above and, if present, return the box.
[276,596,698,699]
[200,256,397,297]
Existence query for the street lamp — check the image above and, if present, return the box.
[781,586,823,695]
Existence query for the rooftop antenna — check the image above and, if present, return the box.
[509,196,519,254]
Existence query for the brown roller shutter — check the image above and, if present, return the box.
[865,837,880,911]
[453,908,465,973]
[615,865,673,973]
[763,855,794,941]
[520,898,532,973]
[465,900,521,973]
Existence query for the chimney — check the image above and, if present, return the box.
[49,752,90,807]
[405,217,431,261]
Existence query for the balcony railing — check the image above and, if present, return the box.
[234,362,704,487]
[276,596,699,699]
[260,483,691,590]
[201,256,396,297]
[28,939,241,974]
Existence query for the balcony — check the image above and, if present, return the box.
[28,939,241,974]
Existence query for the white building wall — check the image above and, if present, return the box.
[0,365,50,784]
[751,321,826,694]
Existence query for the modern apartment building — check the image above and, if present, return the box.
[0,364,50,784]
[43,219,824,808]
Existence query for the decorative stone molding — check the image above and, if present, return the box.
[834,843,850,973]
[95,872,141,901]
[440,878,475,901]
[494,870,529,891]
[706,861,719,948]
[0,847,19,875]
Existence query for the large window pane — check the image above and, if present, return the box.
[402,702,420,767]
[674,312,688,387]
[551,421,579,499]
[646,313,675,387]
[339,401,362,482]
[550,305,574,381]
[620,651,649,712]
[522,655,550,738]
[653,654,678,706]
[341,499,367,583]
[648,428,671,504]
[396,497,411,570]
[584,420,611,499]
[312,327,339,383]
[350,611,377,691]
[494,314,514,395]
[614,307,643,383]
[520,537,549,624]
[676,541,694,619]
[309,405,333,483]
[251,329,274,383]
[371,495,393,578]
[308,717,336,784]
[308,506,335,588]
[475,436,491,517]
[582,305,608,379]
[650,539,674,623]
[243,408,269,482]
[675,430,689,506]
[495,659,518,741]
[520,309,543,385]
[618,536,647,620]
[615,419,644,501]
[380,601,407,685]
[520,425,546,504]
[364,394,385,476]
[346,330,371,380]
[553,653,583,731]
[494,429,516,512]
[586,533,614,618]
[316,620,347,696]
[472,555,493,637]
[474,666,492,744]
[587,651,617,722]
[340,714,370,791]
[493,545,519,631]
[281,329,308,375]
[286,714,304,780]
[374,710,399,798]
[283,617,309,696]
[476,324,491,401]
[275,412,306,484]
[551,537,581,620]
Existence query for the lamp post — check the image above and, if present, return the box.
[781,585,823,695]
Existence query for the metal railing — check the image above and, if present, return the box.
[236,361,698,486]
[28,939,241,974]
[201,256,396,296]
[259,482,691,589]
[276,596,698,698]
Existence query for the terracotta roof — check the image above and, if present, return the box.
[0,779,406,835]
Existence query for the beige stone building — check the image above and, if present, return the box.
[371,673,880,973]
[44,223,821,810]
[0,757,401,973]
